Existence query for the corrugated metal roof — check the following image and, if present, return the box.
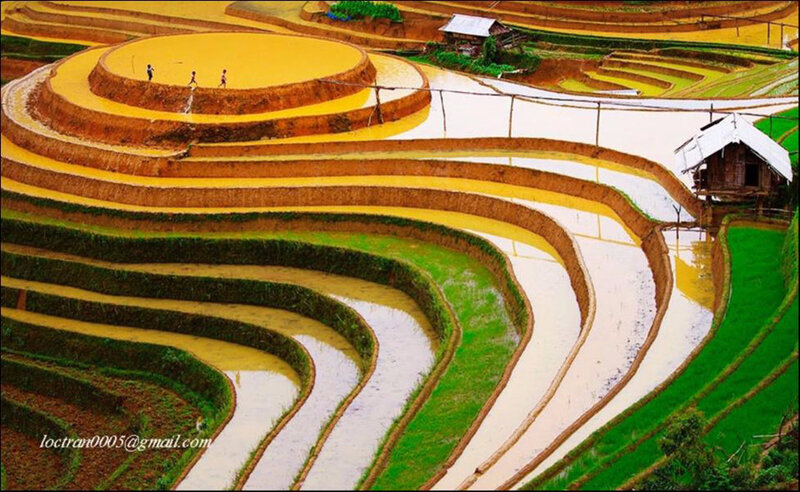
[439,14,499,37]
[675,113,793,182]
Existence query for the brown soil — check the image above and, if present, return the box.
[458,1,784,24]
[508,57,603,88]
[399,0,796,34]
[226,2,424,50]
[307,2,444,42]
[18,3,192,37]
[32,57,431,146]
[0,426,66,490]
[88,34,378,115]
[1,57,47,82]
[0,354,202,490]
[1,14,131,45]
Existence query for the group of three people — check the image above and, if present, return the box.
[146,64,227,88]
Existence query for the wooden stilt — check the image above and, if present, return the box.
[508,95,515,138]
[439,89,447,134]
[375,87,384,124]
[595,101,601,146]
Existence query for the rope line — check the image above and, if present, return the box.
[317,78,799,119]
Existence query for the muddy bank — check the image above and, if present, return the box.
[225,2,424,51]
[1,58,48,82]
[300,1,444,42]
[601,59,704,81]
[1,13,130,45]
[16,3,192,36]
[32,59,430,145]
[460,0,783,24]
[0,110,176,175]
[398,0,796,33]
[186,137,700,217]
[0,108,700,218]
[88,33,377,115]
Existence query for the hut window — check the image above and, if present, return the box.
[744,163,760,187]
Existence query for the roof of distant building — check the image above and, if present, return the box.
[439,14,506,37]
[675,112,792,182]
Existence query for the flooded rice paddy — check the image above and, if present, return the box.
[515,230,713,487]
[0,243,435,490]
[102,32,364,89]
[0,33,733,490]
[47,48,421,124]
[0,293,298,490]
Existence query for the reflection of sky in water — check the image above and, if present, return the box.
[512,229,713,489]
[178,370,297,490]
[434,240,581,490]
[468,237,656,490]
[244,335,359,490]
[385,67,793,185]
[302,297,435,490]
[3,50,753,491]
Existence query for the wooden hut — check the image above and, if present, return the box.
[439,14,512,52]
[675,113,792,203]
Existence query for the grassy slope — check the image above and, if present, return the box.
[755,107,799,169]
[529,226,788,490]
[583,228,798,489]
[698,60,798,98]
[755,107,799,140]
[707,356,799,456]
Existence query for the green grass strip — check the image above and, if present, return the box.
[755,107,798,170]
[706,357,799,456]
[0,317,231,490]
[754,107,798,140]
[0,208,520,490]
[0,34,87,62]
[528,225,788,490]
[582,262,798,488]
[696,300,799,419]
[515,26,797,58]
[578,225,796,489]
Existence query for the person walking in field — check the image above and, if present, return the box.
[218,69,227,88]
[188,70,198,87]
[146,64,154,82]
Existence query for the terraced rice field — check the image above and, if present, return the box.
[0,3,798,491]
[392,0,800,48]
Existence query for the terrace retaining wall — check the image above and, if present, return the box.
[1,15,131,45]
[87,35,378,115]
[33,59,430,146]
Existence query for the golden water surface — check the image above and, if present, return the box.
[102,32,364,89]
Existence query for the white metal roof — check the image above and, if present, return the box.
[675,112,793,182]
[439,14,501,37]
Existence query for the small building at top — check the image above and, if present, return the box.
[439,14,512,49]
[675,113,792,206]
